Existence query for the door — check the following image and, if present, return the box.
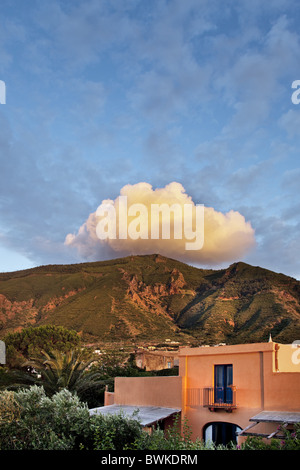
[214,364,233,404]
[204,422,242,446]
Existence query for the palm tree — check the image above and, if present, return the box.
[21,349,104,398]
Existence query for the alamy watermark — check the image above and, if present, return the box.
[95,196,204,251]
[292,340,300,365]
[0,340,5,364]
[0,80,6,104]
[291,80,300,105]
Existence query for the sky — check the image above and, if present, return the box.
[0,0,300,280]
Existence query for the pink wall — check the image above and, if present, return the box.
[114,376,182,408]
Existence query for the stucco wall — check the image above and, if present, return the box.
[114,375,182,408]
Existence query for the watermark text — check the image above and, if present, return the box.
[0,80,6,104]
[292,340,300,365]
[291,80,300,105]
[96,196,204,251]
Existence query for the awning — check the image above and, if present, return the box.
[89,404,181,427]
[238,411,300,439]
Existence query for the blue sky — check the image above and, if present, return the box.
[0,0,300,279]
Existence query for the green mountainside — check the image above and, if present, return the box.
[0,254,299,346]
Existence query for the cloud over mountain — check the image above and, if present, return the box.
[65,182,255,266]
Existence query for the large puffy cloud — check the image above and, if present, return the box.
[65,182,255,266]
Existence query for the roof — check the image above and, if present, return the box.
[238,410,300,439]
[250,411,300,424]
[179,341,276,357]
[89,404,181,427]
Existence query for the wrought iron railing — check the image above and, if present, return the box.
[203,386,237,411]
[186,386,237,411]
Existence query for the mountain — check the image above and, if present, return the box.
[0,254,299,346]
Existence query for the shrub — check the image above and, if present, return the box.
[90,411,144,450]
[0,386,144,451]
[0,390,21,424]
[0,385,91,450]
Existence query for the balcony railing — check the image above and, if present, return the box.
[186,386,237,411]
[203,386,237,411]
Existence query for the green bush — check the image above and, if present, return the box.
[0,386,91,450]
[91,411,143,450]
[0,385,144,450]
[0,390,21,424]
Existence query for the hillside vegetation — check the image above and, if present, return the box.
[0,254,299,345]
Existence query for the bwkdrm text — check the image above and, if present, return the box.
[98,453,198,467]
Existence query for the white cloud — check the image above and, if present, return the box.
[65,182,256,265]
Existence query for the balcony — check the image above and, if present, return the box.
[203,386,237,412]
[186,386,237,411]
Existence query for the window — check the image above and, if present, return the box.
[214,364,233,404]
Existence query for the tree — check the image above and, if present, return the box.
[4,325,81,368]
[19,349,104,400]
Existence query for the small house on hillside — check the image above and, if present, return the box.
[135,348,179,371]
